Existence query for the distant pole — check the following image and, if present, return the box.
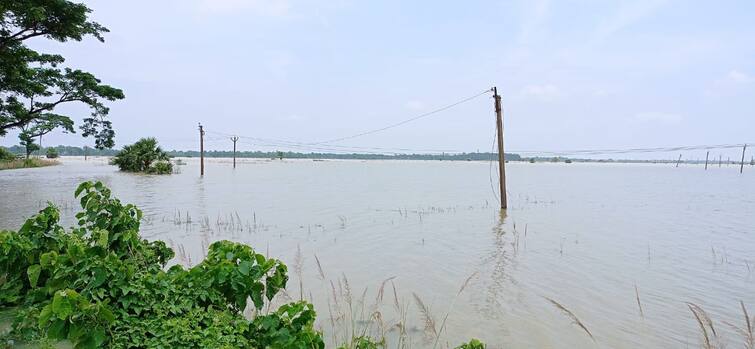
[199,123,205,176]
[719,155,722,168]
[704,151,709,170]
[231,136,239,169]
[492,86,507,210]
[84,146,88,161]
[740,144,747,174]
[676,154,682,168]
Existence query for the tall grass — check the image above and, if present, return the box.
[0,158,58,170]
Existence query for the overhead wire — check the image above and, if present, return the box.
[308,88,493,145]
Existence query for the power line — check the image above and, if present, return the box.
[309,88,493,145]
[205,130,465,154]
[509,143,753,156]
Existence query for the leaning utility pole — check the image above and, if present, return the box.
[231,136,239,169]
[704,151,709,170]
[492,86,507,210]
[199,123,205,176]
[676,154,682,167]
[740,144,747,174]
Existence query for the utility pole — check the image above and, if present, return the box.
[740,144,747,174]
[676,154,682,168]
[492,86,507,210]
[199,123,205,176]
[704,151,709,170]
[719,155,722,168]
[231,136,239,169]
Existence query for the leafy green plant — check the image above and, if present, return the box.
[110,138,172,174]
[455,339,486,349]
[0,181,321,348]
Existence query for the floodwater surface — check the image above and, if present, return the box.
[1,157,754,348]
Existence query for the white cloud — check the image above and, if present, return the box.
[726,70,753,84]
[634,112,682,124]
[195,0,291,16]
[704,70,753,97]
[520,84,562,101]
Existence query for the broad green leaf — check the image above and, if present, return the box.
[47,319,68,339]
[27,264,41,287]
[52,290,75,319]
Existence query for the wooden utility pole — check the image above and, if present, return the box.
[676,154,682,167]
[231,136,239,169]
[740,144,747,174]
[199,123,205,176]
[719,155,722,167]
[704,151,709,170]
[492,86,507,210]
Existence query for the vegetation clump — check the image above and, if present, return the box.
[0,181,320,348]
[45,148,59,159]
[111,138,173,174]
[0,147,15,161]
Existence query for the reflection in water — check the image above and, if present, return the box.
[476,210,522,323]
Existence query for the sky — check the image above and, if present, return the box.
[2,0,754,159]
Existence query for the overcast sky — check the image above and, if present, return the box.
[3,0,754,159]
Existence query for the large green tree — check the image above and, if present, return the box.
[0,0,124,149]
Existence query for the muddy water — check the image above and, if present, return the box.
[1,157,754,348]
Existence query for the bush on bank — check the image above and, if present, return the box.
[110,138,172,174]
[0,181,484,349]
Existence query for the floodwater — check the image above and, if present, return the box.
[1,157,754,348]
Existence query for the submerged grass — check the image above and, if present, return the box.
[544,296,596,343]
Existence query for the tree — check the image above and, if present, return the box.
[18,130,39,159]
[0,1,124,149]
[111,138,172,174]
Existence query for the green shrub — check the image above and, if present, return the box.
[0,181,322,348]
[111,138,171,174]
[45,148,59,159]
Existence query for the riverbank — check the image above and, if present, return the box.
[0,158,59,171]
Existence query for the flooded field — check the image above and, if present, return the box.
[1,157,754,348]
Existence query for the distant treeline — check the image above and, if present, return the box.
[1,145,522,161]
[1,145,118,156]
[166,150,523,161]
